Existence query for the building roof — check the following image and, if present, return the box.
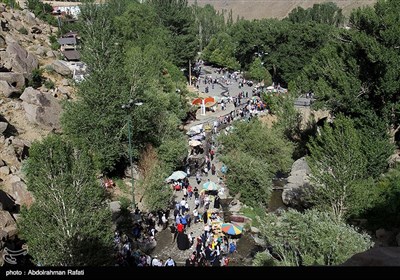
[62,50,80,61]
[58,37,76,45]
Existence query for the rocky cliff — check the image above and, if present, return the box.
[0,5,76,261]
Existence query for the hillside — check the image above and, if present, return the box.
[189,0,377,20]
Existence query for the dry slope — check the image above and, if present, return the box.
[189,0,377,20]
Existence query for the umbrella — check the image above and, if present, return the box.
[192,98,203,105]
[202,181,220,191]
[252,96,261,101]
[266,86,274,90]
[189,140,202,147]
[204,96,216,103]
[205,101,217,108]
[221,223,243,235]
[166,170,187,181]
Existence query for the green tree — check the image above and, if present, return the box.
[287,2,345,27]
[292,0,400,142]
[258,209,373,266]
[137,146,173,212]
[149,0,197,67]
[364,166,400,228]
[61,1,130,172]
[306,115,380,220]
[202,32,240,70]
[19,135,113,266]
[221,150,272,207]
[247,57,271,84]
[218,119,294,207]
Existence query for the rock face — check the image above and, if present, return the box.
[51,60,72,77]
[0,72,25,90]
[20,87,62,130]
[0,80,19,97]
[3,35,38,78]
[282,157,311,209]
[11,178,33,207]
[0,121,7,134]
[342,247,400,266]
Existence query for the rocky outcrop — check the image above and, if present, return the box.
[342,247,400,266]
[51,60,72,77]
[0,121,7,134]
[282,157,311,209]
[20,87,62,130]
[0,72,25,90]
[0,210,16,240]
[0,80,20,97]
[10,176,33,207]
[3,35,38,78]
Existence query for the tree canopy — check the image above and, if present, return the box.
[218,119,294,207]
[19,135,113,266]
[258,209,373,266]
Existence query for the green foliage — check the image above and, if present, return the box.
[148,0,197,67]
[247,57,271,84]
[27,0,58,26]
[252,251,276,266]
[259,209,373,266]
[218,119,294,207]
[192,3,226,52]
[286,2,345,27]
[49,35,61,50]
[292,0,400,138]
[44,79,55,90]
[363,166,400,228]
[28,68,43,88]
[17,27,28,35]
[239,205,265,228]
[201,32,240,70]
[221,150,272,207]
[157,135,188,174]
[19,135,113,266]
[138,147,173,212]
[306,115,381,220]
[1,0,21,9]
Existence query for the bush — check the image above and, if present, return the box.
[44,79,55,89]
[28,68,44,88]
[18,27,28,35]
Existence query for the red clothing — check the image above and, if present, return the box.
[177,223,184,233]
[187,185,193,193]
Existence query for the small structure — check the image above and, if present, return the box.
[62,49,80,61]
[58,37,77,51]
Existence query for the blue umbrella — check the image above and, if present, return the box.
[202,181,220,191]
[166,171,187,182]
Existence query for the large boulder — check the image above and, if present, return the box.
[0,80,19,97]
[0,121,7,134]
[4,35,38,78]
[22,10,37,26]
[0,210,15,228]
[11,179,33,207]
[0,166,10,175]
[282,157,311,209]
[20,87,62,130]
[0,72,25,89]
[0,35,6,49]
[342,247,400,266]
[51,60,72,77]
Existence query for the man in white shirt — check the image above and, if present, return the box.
[164,257,175,267]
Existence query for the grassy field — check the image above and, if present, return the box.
[189,0,377,20]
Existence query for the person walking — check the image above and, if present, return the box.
[211,164,216,175]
